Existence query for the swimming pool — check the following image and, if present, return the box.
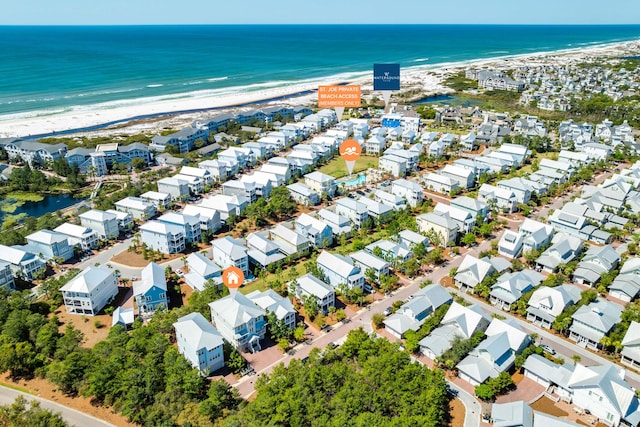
[338,173,366,186]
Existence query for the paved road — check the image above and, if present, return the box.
[449,382,483,427]
[0,385,114,427]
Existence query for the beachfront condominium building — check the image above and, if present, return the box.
[115,197,156,221]
[79,209,120,240]
[173,312,225,376]
[0,138,67,166]
[0,245,45,281]
[25,230,74,262]
[60,266,118,316]
[150,127,209,153]
[140,221,185,254]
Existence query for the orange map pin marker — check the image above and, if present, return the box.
[222,266,244,294]
[340,139,361,175]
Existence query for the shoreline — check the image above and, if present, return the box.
[2,38,639,140]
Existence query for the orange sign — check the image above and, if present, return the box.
[318,85,361,108]
[222,266,244,289]
[340,139,362,162]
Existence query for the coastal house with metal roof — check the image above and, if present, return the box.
[105,209,134,232]
[335,198,369,229]
[0,245,44,281]
[173,312,225,375]
[317,250,365,291]
[572,244,619,287]
[478,183,518,213]
[350,250,390,283]
[245,232,286,269]
[535,232,584,273]
[158,212,201,244]
[209,292,266,352]
[79,209,120,240]
[433,203,476,234]
[419,302,490,359]
[416,212,459,247]
[391,179,423,208]
[519,218,554,253]
[526,284,582,329]
[456,318,530,386]
[53,223,99,251]
[184,252,222,291]
[489,269,544,311]
[440,164,476,189]
[25,230,73,262]
[140,191,172,211]
[454,255,510,293]
[211,236,248,275]
[609,258,640,302]
[198,159,233,182]
[247,289,296,330]
[304,171,336,197]
[316,209,352,238]
[294,214,333,249]
[150,127,208,153]
[157,177,190,201]
[287,182,320,206]
[200,194,249,221]
[569,299,624,350]
[268,224,311,257]
[140,221,185,254]
[292,274,335,314]
[182,204,221,235]
[423,172,458,194]
[60,266,118,316]
[383,284,452,338]
[497,230,524,259]
[621,321,640,369]
[133,262,168,317]
[115,196,156,221]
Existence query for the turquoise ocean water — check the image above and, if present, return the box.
[1,25,639,126]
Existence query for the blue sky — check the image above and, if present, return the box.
[2,0,639,25]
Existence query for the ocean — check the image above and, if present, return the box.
[1,24,640,124]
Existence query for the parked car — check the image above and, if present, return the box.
[383,307,392,316]
[541,344,556,355]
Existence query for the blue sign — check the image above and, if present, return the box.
[373,63,400,91]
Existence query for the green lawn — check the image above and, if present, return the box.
[240,263,307,295]
[519,151,559,175]
[318,155,379,179]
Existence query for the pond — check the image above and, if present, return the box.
[0,193,84,222]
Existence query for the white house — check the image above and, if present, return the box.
[173,312,225,376]
[79,209,120,240]
[621,321,640,369]
[526,284,582,329]
[211,236,249,275]
[115,197,156,221]
[209,293,266,352]
[391,179,423,207]
[293,273,335,314]
[0,245,45,281]
[317,250,365,291]
[335,198,369,228]
[60,266,118,316]
[184,252,222,291]
[247,289,296,330]
[53,223,98,252]
[489,269,544,311]
[419,302,490,359]
[416,212,458,247]
[383,284,452,338]
[140,221,185,254]
[569,299,623,350]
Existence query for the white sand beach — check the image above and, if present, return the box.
[1,39,638,139]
